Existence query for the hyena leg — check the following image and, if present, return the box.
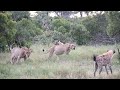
[105,65,108,75]
[99,66,103,75]
[94,62,98,77]
[109,65,112,74]
[24,56,27,61]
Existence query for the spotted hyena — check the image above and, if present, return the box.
[93,50,115,77]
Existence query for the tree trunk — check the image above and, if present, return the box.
[80,12,82,17]
[54,12,60,17]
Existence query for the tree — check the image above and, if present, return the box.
[70,23,90,45]
[15,18,43,47]
[54,11,72,18]
[52,17,71,33]
[0,11,16,51]
[35,11,52,31]
[105,11,120,43]
[82,16,98,36]
[57,26,67,34]
[79,11,83,17]
[11,11,30,21]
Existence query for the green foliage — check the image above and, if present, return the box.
[0,12,15,32]
[94,14,108,32]
[52,17,70,33]
[82,14,107,35]
[0,12,16,51]
[0,11,44,50]
[15,18,43,47]
[35,11,52,30]
[81,14,109,45]
[1,11,120,51]
[57,26,67,34]
[11,11,30,21]
[0,35,7,52]
[106,11,120,38]
[82,16,98,36]
[51,31,66,42]
[34,30,72,45]
[70,23,90,45]
[31,19,42,29]
[33,34,52,45]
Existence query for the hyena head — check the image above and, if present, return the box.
[107,50,115,54]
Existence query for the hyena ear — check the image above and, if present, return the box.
[113,50,115,54]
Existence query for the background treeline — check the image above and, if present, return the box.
[0,11,120,52]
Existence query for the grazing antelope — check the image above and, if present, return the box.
[93,50,115,77]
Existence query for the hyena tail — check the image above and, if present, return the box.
[93,54,97,61]
[42,49,50,54]
[42,49,45,52]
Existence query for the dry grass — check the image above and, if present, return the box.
[0,44,120,79]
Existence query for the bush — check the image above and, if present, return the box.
[51,31,66,42]
[15,18,43,47]
[57,26,68,34]
[33,30,74,45]
[33,34,52,45]
[70,24,90,45]
[52,17,70,34]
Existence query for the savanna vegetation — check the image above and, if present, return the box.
[0,11,120,79]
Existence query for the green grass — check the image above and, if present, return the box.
[0,44,120,79]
